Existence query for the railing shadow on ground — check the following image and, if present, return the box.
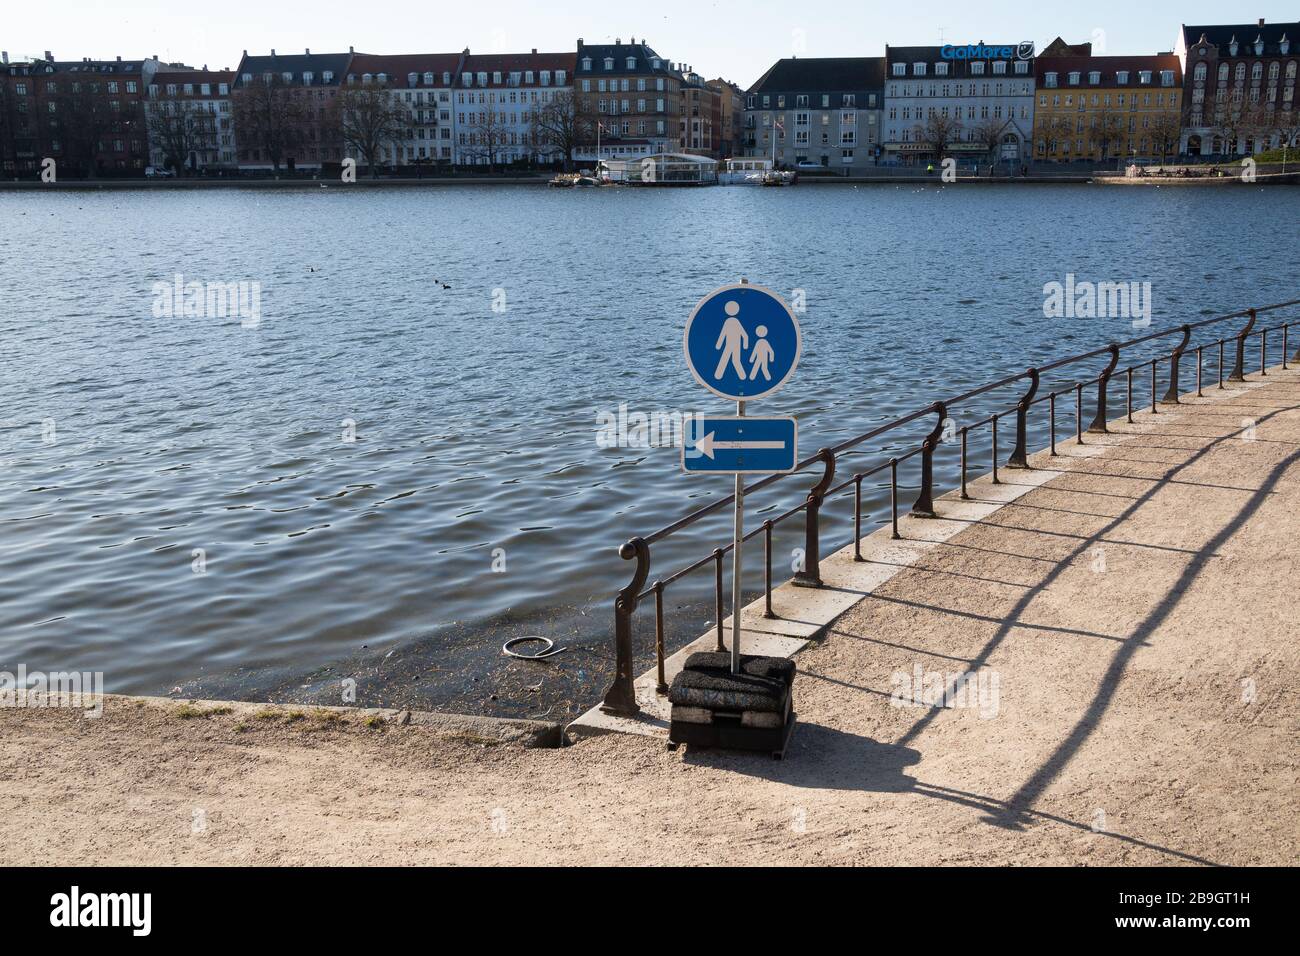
[677,393,1299,864]
[601,298,1300,717]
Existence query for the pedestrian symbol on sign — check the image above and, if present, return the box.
[684,283,801,402]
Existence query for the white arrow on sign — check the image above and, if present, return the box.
[693,431,787,460]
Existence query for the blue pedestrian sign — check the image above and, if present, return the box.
[683,283,801,402]
[682,416,798,474]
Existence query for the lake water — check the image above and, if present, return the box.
[2,183,1297,719]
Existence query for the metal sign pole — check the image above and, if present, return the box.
[732,398,745,676]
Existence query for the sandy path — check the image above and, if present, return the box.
[2,372,1297,865]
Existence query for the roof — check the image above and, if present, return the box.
[28,58,154,75]
[234,51,352,87]
[346,53,463,87]
[575,40,679,77]
[461,51,576,82]
[748,57,885,94]
[884,44,1035,79]
[1181,21,1298,56]
[1036,54,1182,85]
[152,70,235,88]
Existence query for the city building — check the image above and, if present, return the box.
[573,37,682,161]
[1033,54,1183,164]
[745,57,885,171]
[1176,19,1300,157]
[145,69,237,173]
[707,77,745,159]
[341,53,462,169]
[231,49,352,172]
[455,50,575,166]
[0,52,164,177]
[882,42,1036,167]
[679,70,719,157]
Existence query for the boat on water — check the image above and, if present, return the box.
[597,152,718,186]
[719,158,774,186]
[549,171,606,187]
[761,170,797,186]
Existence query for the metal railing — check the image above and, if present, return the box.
[600,299,1300,715]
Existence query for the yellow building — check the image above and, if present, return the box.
[1033,55,1183,164]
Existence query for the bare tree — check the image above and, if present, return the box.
[1210,102,1245,157]
[969,117,1004,165]
[50,82,118,178]
[1090,109,1127,165]
[913,111,962,161]
[464,107,509,169]
[232,75,303,172]
[146,99,213,175]
[1148,111,1182,163]
[330,81,406,177]
[531,90,580,170]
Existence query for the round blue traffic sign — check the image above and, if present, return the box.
[683,283,801,402]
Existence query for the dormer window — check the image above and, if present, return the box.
[913,62,926,76]
[409,73,419,86]
[556,70,565,84]
[1138,70,1152,84]
[604,57,614,70]
[993,60,1006,74]
[1279,36,1290,55]
[424,72,434,85]
[1161,70,1175,87]
[462,72,472,86]
[322,71,333,83]
[1116,70,1129,84]
[1044,71,1057,87]
[443,72,451,85]
[1015,60,1028,74]
[242,72,252,84]
[477,72,488,85]
[362,73,373,84]
[1088,71,1100,84]
[892,62,905,76]
[524,71,534,84]
[652,58,660,69]
[582,57,592,71]
[303,71,314,85]
[377,73,387,84]
[971,61,985,75]
[282,71,293,83]
[1255,36,1265,55]
[1067,71,1080,85]
[1229,37,1239,56]
[935,62,948,75]
[626,57,636,69]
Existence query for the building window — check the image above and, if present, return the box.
[1068,72,1080,85]
[913,62,926,76]
[993,61,1006,75]
[892,63,905,76]
[1089,71,1100,84]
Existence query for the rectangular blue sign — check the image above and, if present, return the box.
[682,416,798,474]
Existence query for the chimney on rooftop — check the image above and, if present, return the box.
[349,46,354,54]
[1,52,8,65]
[1259,18,1265,27]
[532,48,537,54]
[116,55,121,61]
[578,38,584,49]
[305,48,310,55]
[45,51,52,61]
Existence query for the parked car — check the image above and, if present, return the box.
[796,160,828,172]
[145,166,175,178]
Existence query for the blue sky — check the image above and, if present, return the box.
[6,1,1297,88]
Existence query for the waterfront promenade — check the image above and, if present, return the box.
[1,367,1295,865]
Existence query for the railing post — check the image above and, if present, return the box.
[763,520,774,617]
[1284,325,1290,369]
[1007,370,1039,468]
[793,448,835,588]
[1126,367,1134,422]
[1230,309,1256,382]
[853,477,864,560]
[1290,323,1299,364]
[911,402,947,515]
[601,536,649,716]
[1260,329,1267,376]
[713,548,724,650]
[960,427,969,497]
[1161,324,1191,403]
[1087,344,1120,433]
[653,582,667,695]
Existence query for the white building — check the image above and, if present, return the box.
[455,51,575,166]
[145,69,237,171]
[344,53,462,168]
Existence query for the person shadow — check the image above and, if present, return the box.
[682,721,921,793]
